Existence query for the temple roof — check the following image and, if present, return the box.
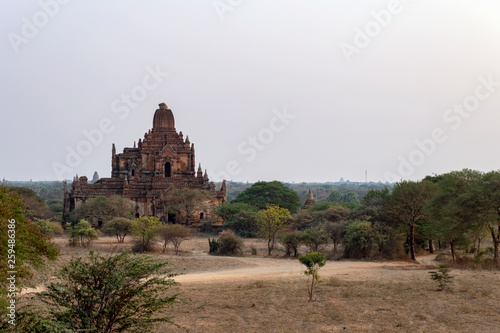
[153,103,175,131]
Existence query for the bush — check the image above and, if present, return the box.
[216,230,243,256]
[429,265,453,291]
[33,219,64,238]
[280,231,303,257]
[69,219,99,247]
[302,226,330,252]
[101,217,134,243]
[299,252,327,301]
[13,251,178,332]
[131,216,160,252]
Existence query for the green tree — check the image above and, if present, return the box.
[69,219,99,247]
[326,190,360,208]
[33,218,64,238]
[101,217,134,243]
[132,216,160,252]
[324,220,348,253]
[425,170,482,261]
[233,181,301,213]
[301,225,330,252]
[256,204,290,255]
[215,202,259,237]
[157,224,191,254]
[0,186,59,314]
[16,251,178,332]
[388,180,437,260]
[299,252,327,301]
[343,220,384,259]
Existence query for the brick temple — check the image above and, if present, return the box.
[63,103,226,225]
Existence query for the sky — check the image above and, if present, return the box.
[1,0,500,183]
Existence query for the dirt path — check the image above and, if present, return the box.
[175,253,429,284]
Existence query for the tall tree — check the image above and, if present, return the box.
[255,204,290,255]
[71,195,134,226]
[233,181,301,213]
[388,180,437,260]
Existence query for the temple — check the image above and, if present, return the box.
[63,103,226,225]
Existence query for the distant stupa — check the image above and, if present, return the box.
[90,171,100,184]
[302,188,315,209]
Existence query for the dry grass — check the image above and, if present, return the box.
[22,234,500,333]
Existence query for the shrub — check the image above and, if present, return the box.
[429,265,453,291]
[343,220,383,259]
[216,230,243,256]
[131,216,160,252]
[14,251,178,332]
[33,218,64,238]
[69,219,99,247]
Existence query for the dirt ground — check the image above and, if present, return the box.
[25,235,500,333]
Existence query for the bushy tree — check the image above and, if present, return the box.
[0,186,59,314]
[326,190,360,208]
[301,225,330,252]
[158,224,191,254]
[233,181,301,213]
[280,231,303,257]
[343,220,384,259]
[299,252,327,301]
[215,202,259,237]
[101,217,134,243]
[33,218,64,238]
[71,195,134,226]
[168,189,208,225]
[132,216,160,252]
[69,219,99,247]
[256,204,290,255]
[324,221,348,253]
[15,251,178,332]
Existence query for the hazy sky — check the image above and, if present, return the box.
[2,0,500,183]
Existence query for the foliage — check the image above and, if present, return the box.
[324,221,348,253]
[208,238,219,254]
[33,218,64,238]
[215,230,243,256]
[325,190,360,208]
[256,204,291,255]
[7,186,53,220]
[388,180,437,260]
[429,265,453,291]
[233,181,301,213]
[15,251,178,332]
[343,220,384,259]
[280,231,303,257]
[69,219,99,247]
[168,189,208,225]
[217,202,259,237]
[299,252,327,301]
[131,216,160,252]
[158,224,191,254]
[301,225,330,252]
[101,217,134,243]
[71,195,134,226]
[0,186,59,313]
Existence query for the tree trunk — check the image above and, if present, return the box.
[429,240,434,254]
[409,223,416,261]
[450,242,455,262]
[309,275,315,302]
[490,225,499,264]
[268,238,272,256]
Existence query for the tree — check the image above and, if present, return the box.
[69,219,99,247]
[132,216,160,252]
[158,224,191,254]
[216,230,244,256]
[0,186,59,314]
[299,252,326,302]
[256,204,290,255]
[388,180,437,260]
[280,231,303,257]
[343,220,384,258]
[326,190,360,208]
[71,195,134,227]
[425,170,482,261]
[168,189,208,225]
[324,220,348,253]
[17,251,178,332]
[215,202,259,237]
[101,217,134,243]
[233,181,301,213]
[301,225,330,252]
[33,218,64,238]
[458,171,500,264]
